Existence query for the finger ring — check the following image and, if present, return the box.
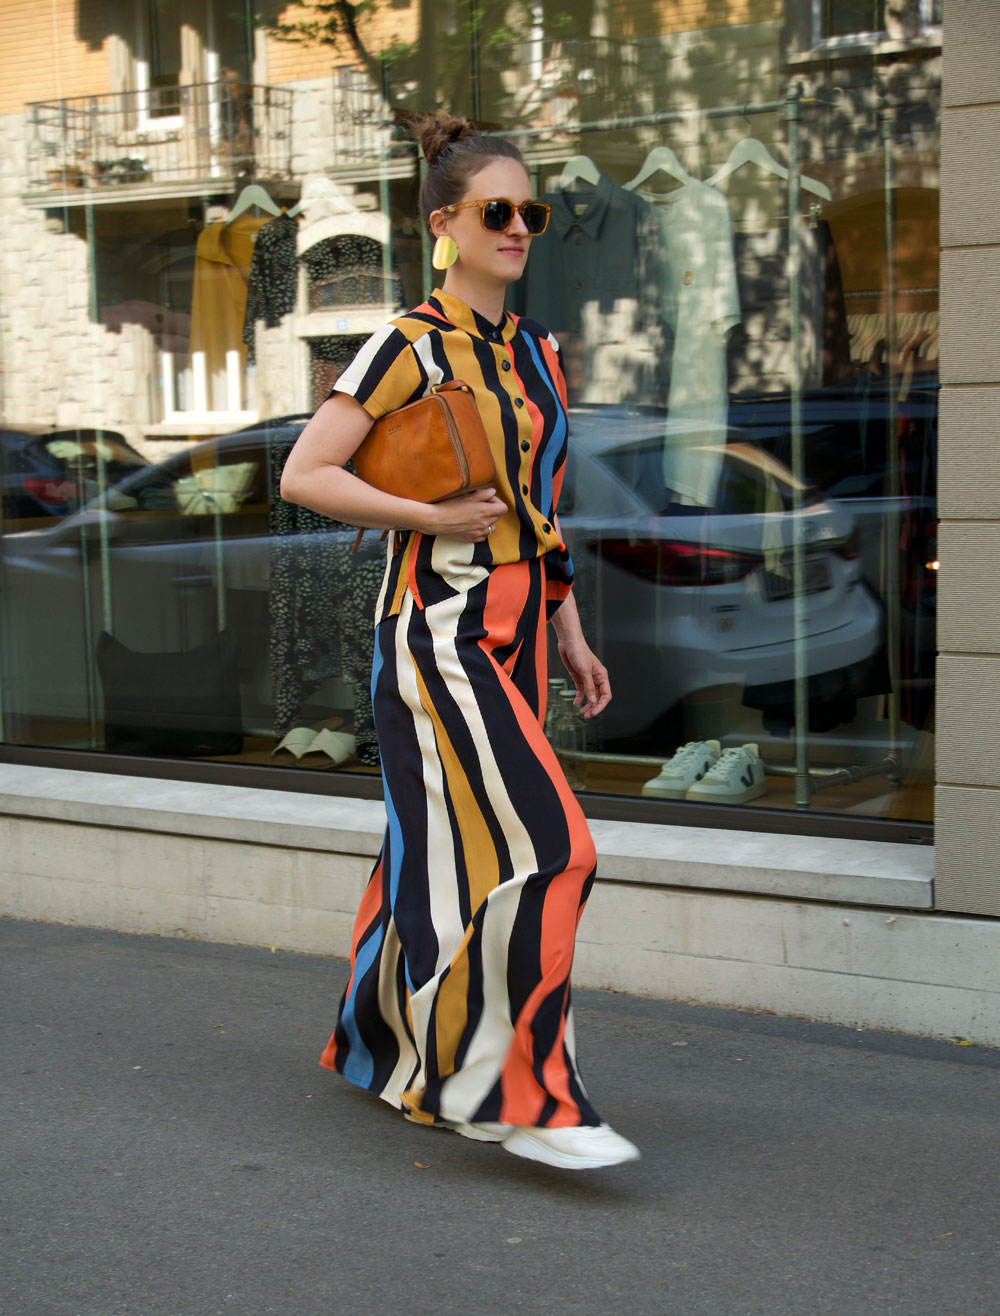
[487,524,495,535]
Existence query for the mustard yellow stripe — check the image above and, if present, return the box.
[411,660,500,913]
[432,932,472,1081]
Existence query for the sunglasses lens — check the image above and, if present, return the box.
[521,203,549,234]
[481,200,514,231]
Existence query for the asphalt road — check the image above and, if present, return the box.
[3,917,999,1316]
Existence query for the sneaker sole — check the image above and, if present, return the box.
[685,780,767,804]
[501,1128,640,1170]
[641,781,690,799]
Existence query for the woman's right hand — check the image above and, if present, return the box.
[426,487,508,542]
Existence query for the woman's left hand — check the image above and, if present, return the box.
[557,636,612,720]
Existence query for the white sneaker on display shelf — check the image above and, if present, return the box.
[685,743,767,803]
[642,739,721,798]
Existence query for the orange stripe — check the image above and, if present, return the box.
[404,533,424,610]
[481,558,528,667]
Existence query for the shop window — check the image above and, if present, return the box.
[1,1,940,832]
[814,0,942,44]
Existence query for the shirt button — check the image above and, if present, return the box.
[501,360,511,371]
[575,236,582,246]
[542,522,552,533]
[514,397,524,408]
[520,440,530,452]
[522,484,529,495]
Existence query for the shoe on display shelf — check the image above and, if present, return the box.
[501,1122,640,1170]
[685,743,767,804]
[642,739,721,798]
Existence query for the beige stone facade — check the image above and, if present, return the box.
[3,1,1000,1026]
[935,0,1000,917]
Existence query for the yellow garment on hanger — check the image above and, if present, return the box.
[189,214,267,387]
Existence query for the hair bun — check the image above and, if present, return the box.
[412,112,479,167]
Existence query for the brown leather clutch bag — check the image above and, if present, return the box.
[353,379,495,504]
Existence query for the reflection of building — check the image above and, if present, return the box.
[2,2,1000,1047]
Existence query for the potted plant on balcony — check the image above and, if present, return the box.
[91,155,150,185]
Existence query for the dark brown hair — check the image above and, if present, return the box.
[411,112,524,230]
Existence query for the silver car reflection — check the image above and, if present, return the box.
[558,410,883,744]
[0,412,882,753]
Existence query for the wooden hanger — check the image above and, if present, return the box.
[223,184,282,225]
[705,138,832,201]
[556,155,601,189]
[623,145,695,191]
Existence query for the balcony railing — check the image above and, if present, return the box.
[25,82,295,198]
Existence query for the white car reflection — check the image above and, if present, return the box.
[559,411,884,743]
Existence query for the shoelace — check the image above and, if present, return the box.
[665,741,711,769]
[704,748,753,782]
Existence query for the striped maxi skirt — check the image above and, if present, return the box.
[320,552,602,1129]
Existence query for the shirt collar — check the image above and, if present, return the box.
[549,172,615,240]
[429,288,517,344]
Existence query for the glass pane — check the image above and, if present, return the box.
[821,0,883,37]
[2,0,939,828]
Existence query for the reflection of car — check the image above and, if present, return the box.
[727,380,938,731]
[727,379,938,604]
[559,410,884,744]
[0,420,382,744]
[1,426,149,523]
[1,410,882,756]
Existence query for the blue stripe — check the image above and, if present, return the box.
[371,624,415,994]
[338,921,383,1087]
[522,331,567,517]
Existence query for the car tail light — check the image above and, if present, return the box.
[903,519,938,605]
[22,477,77,507]
[589,538,760,585]
[834,528,860,560]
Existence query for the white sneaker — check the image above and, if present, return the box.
[642,739,721,798]
[685,743,767,803]
[501,1122,640,1170]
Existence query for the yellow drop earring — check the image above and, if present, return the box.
[432,234,458,270]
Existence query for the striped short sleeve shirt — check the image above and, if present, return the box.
[333,288,574,618]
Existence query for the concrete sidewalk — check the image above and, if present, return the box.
[3,917,999,1316]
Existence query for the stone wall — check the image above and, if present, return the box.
[935,0,1000,917]
[0,116,155,439]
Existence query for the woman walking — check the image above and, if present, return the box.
[280,113,638,1170]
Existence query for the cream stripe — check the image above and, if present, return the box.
[430,536,487,594]
[390,592,466,1096]
[373,535,393,620]
[411,332,444,391]
[332,322,398,397]
[376,915,420,1106]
